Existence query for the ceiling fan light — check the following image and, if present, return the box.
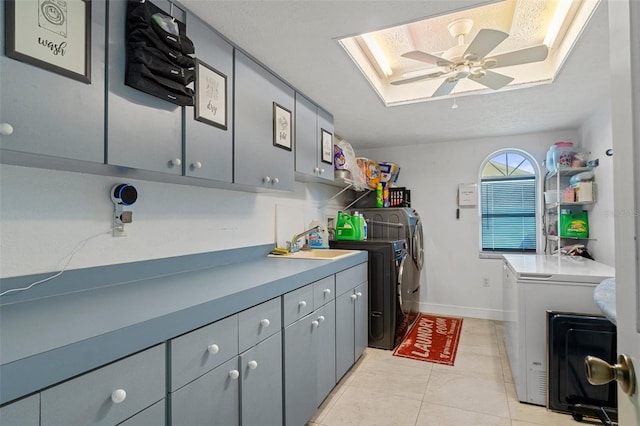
[483,58,497,68]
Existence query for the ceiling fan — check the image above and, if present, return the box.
[390,18,549,97]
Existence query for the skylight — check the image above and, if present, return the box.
[338,0,600,107]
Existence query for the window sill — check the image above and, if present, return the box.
[479,252,506,260]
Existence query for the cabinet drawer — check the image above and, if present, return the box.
[283,284,314,327]
[170,314,239,391]
[336,263,367,296]
[238,297,282,352]
[0,394,40,426]
[118,399,165,426]
[41,344,165,426]
[313,275,336,309]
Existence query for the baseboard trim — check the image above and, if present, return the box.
[419,302,504,321]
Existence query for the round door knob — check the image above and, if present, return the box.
[272,177,279,184]
[323,288,331,295]
[311,320,320,328]
[298,300,307,308]
[585,354,636,396]
[191,161,202,170]
[247,360,258,370]
[260,318,270,327]
[317,315,325,323]
[350,294,357,300]
[111,389,127,404]
[0,123,14,136]
[356,292,363,298]
[229,369,240,380]
[207,344,219,355]
[263,176,271,183]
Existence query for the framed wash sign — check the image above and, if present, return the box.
[5,0,91,83]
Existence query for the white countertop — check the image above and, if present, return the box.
[503,254,615,283]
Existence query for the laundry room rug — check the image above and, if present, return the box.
[393,313,463,366]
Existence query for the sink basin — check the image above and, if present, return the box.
[268,249,360,260]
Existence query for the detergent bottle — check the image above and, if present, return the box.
[336,212,357,240]
[307,220,329,248]
[352,211,363,240]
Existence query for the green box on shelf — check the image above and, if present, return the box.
[560,211,589,238]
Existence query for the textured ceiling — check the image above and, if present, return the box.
[182,0,610,150]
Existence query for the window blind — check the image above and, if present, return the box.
[481,177,536,252]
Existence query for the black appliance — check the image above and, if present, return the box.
[330,239,408,350]
[547,312,617,424]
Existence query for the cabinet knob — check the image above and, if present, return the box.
[207,344,220,355]
[356,292,363,298]
[169,158,182,167]
[317,315,325,323]
[247,360,258,370]
[350,294,357,300]
[263,176,271,183]
[323,288,331,295]
[311,320,320,328]
[111,389,127,404]
[314,167,320,174]
[260,318,270,327]
[191,161,202,170]
[298,300,307,308]
[272,177,279,184]
[0,123,14,136]
[320,168,325,174]
[229,369,240,380]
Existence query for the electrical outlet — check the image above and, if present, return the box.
[482,277,490,287]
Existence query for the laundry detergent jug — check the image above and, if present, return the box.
[336,212,357,240]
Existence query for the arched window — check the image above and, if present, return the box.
[479,149,539,253]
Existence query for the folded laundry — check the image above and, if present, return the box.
[127,27,196,68]
[127,0,194,55]
[126,63,195,106]
[128,42,195,85]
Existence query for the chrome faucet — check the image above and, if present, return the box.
[287,226,321,252]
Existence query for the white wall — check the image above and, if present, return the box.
[360,129,583,320]
[579,101,615,266]
[0,164,344,278]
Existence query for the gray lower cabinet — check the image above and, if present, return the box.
[316,300,337,406]
[335,264,368,381]
[183,12,233,182]
[240,332,283,426]
[294,93,334,182]
[0,393,39,426]
[0,0,106,162]
[106,0,185,174]
[118,399,166,426]
[170,357,240,426]
[234,51,295,191]
[40,344,165,426]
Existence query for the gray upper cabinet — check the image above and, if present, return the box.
[0,0,106,162]
[183,12,233,182]
[295,94,334,182]
[106,0,184,175]
[234,51,295,191]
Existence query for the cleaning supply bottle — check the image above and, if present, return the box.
[307,220,329,248]
[376,183,383,208]
[336,212,356,240]
[383,183,390,208]
[352,211,363,240]
[361,213,368,240]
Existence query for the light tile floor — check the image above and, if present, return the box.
[310,318,582,426]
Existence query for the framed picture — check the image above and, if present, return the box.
[5,0,91,83]
[273,102,292,151]
[195,59,227,130]
[321,128,333,164]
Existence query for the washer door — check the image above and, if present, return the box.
[413,219,424,271]
[396,252,409,314]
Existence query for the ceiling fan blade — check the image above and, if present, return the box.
[470,70,514,90]
[488,45,549,68]
[432,78,459,97]
[402,50,453,67]
[463,29,509,60]
[390,71,447,85]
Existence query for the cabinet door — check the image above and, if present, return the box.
[0,393,39,426]
[183,12,233,182]
[234,51,294,190]
[240,332,283,426]
[335,290,355,381]
[118,399,165,426]
[0,0,105,162]
[354,282,368,361]
[170,357,240,426]
[316,300,336,406]
[294,94,318,177]
[284,312,318,426]
[106,0,183,174]
[316,107,335,182]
